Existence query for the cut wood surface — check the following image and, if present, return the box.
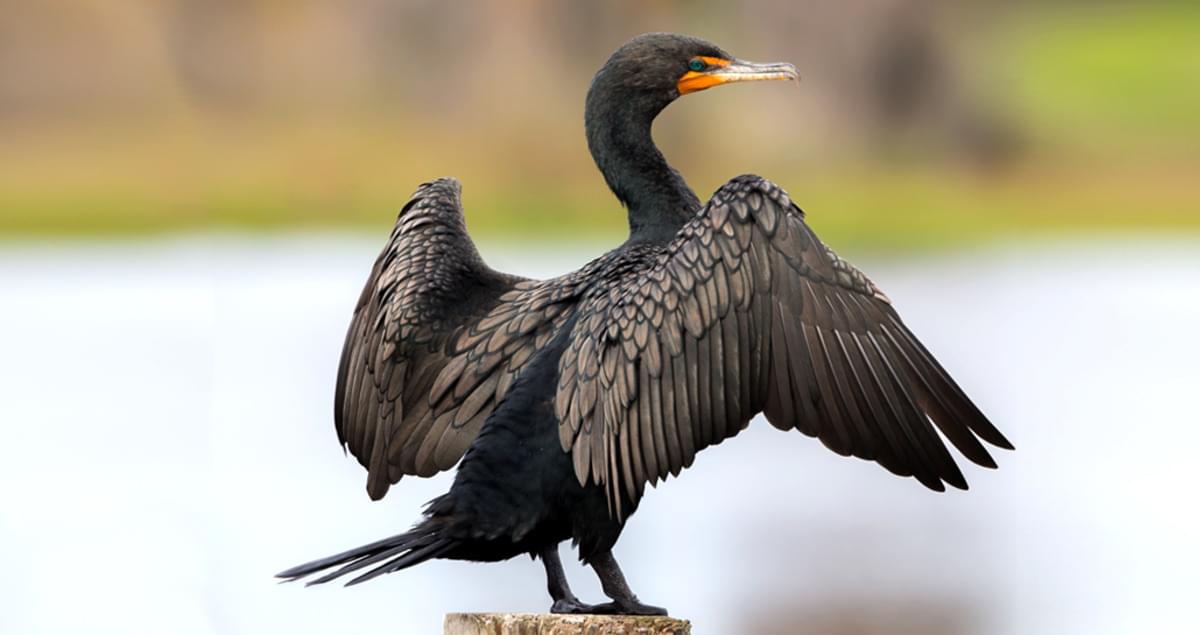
[444,612,691,635]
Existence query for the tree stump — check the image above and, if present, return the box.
[444,612,691,635]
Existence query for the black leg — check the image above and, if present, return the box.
[541,545,596,614]
[585,550,668,616]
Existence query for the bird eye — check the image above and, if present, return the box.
[688,59,706,72]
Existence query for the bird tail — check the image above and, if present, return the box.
[276,522,454,587]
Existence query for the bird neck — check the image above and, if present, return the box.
[586,99,702,244]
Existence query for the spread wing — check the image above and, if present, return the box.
[556,175,1012,514]
[337,178,581,499]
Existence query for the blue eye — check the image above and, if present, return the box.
[688,59,705,72]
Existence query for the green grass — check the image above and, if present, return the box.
[1003,3,1200,150]
[4,160,1195,251]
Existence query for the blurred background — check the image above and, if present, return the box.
[1,1,1197,633]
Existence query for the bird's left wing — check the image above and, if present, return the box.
[556,175,1012,515]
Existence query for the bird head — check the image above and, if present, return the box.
[584,33,799,225]
[587,32,798,119]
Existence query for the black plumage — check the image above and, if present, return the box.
[278,32,1012,615]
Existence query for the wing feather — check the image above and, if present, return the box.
[557,175,1011,514]
[336,178,583,499]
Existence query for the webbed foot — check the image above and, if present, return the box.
[584,600,669,616]
[550,598,597,614]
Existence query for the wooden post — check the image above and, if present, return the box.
[444,613,691,635]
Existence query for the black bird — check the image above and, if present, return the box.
[277,33,1012,615]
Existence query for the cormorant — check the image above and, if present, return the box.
[277,32,1012,615]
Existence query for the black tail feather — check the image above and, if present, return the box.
[276,524,452,587]
[345,537,453,586]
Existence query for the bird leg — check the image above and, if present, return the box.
[541,545,595,614]
[584,550,668,616]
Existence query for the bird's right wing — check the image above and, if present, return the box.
[556,175,1012,515]
[337,178,582,499]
